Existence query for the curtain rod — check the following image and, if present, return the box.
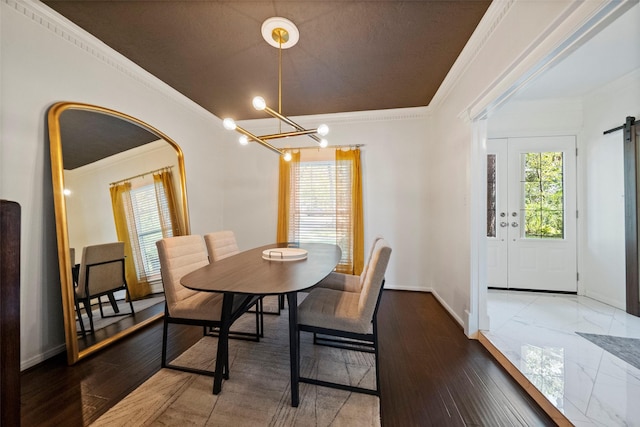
[110,166,173,186]
[284,144,365,151]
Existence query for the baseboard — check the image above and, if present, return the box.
[21,343,67,371]
[477,332,573,427]
[383,284,432,293]
[430,290,465,329]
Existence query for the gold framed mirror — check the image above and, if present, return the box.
[48,102,190,364]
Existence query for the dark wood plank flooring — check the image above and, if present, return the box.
[21,291,555,426]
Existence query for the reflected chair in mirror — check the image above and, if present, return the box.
[156,235,260,379]
[297,238,391,396]
[75,242,135,336]
[203,230,264,337]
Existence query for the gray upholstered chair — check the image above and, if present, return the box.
[204,230,274,322]
[156,234,259,379]
[75,242,134,336]
[313,236,383,293]
[297,238,391,395]
[203,230,239,261]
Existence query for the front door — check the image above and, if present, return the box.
[487,136,577,292]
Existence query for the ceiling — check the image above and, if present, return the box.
[43,0,491,120]
[45,1,639,169]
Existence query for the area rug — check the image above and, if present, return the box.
[76,295,164,332]
[576,332,640,370]
[91,298,380,426]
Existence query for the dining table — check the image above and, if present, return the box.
[180,242,341,407]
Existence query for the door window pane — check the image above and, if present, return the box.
[521,152,564,239]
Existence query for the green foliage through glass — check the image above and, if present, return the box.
[522,152,564,239]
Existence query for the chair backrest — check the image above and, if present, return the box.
[76,242,126,298]
[359,236,383,284]
[357,239,391,322]
[156,235,209,314]
[204,230,240,261]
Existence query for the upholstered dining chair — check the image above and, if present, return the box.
[313,236,383,293]
[156,234,260,378]
[203,230,239,261]
[297,238,391,396]
[204,230,280,321]
[75,242,134,336]
[203,230,264,338]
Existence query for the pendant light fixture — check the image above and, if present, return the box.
[222,17,329,160]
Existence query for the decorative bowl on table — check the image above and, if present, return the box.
[262,247,308,261]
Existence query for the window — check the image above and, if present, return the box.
[127,183,173,281]
[521,152,564,239]
[111,168,179,298]
[278,148,363,275]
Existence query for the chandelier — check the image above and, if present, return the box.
[222,17,329,161]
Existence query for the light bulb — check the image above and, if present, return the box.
[239,135,249,145]
[223,118,236,130]
[63,188,71,196]
[317,124,329,136]
[319,139,328,148]
[283,152,292,161]
[252,96,267,111]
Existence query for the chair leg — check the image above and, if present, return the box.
[83,299,95,334]
[161,319,169,368]
[75,299,86,337]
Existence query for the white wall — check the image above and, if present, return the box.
[580,69,640,308]
[65,141,178,252]
[0,0,227,369]
[222,109,432,290]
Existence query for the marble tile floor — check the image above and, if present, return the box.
[483,290,640,426]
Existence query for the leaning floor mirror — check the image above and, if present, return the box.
[48,102,190,364]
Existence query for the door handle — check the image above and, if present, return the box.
[500,222,508,227]
[511,222,519,227]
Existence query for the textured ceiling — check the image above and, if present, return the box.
[44,1,491,120]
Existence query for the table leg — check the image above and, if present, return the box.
[213,293,233,394]
[287,292,299,407]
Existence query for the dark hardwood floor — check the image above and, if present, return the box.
[21,291,555,426]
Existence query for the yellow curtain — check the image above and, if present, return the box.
[153,169,181,236]
[336,148,364,275]
[110,182,151,300]
[276,151,300,243]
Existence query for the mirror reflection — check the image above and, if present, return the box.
[48,102,190,364]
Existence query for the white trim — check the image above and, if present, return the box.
[237,106,431,133]
[466,0,638,121]
[431,290,465,329]
[431,0,517,108]
[21,343,66,371]
[6,0,215,121]
[383,284,432,293]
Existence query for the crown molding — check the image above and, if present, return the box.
[4,0,215,121]
[430,0,516,109]
[237,106,431,132]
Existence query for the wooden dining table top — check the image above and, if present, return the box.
[180,242,342,295]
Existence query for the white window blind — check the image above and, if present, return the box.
[288,159,353,270]
[128,183,173,282]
